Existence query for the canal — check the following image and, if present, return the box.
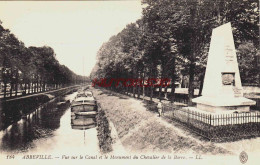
[0,92,99,154]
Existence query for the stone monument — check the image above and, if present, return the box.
[192,22,256,113]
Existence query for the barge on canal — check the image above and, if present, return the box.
[71,90,97,130]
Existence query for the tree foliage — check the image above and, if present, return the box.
[0,21,87,98]
[91,0,259,103]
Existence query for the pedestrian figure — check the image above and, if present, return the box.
[157,101,162,117]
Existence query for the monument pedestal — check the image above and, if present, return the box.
[193,96,255,113]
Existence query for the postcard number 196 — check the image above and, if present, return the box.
[6,155,15,159]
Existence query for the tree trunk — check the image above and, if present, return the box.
[133,86,135,98]
[15,70,18,97]
[24,83,27,95]
[150,85,153,101]
[137,72,140,99]
[38,79,41,92]
[9,69,13,97]
[3,81,7,98]
[164,82,168,100]
[137,85,140,99]
[142,72,145,101]
[30,82,33,94]
[28,82,30,94]
[40,80,42,92]
[158,66,164,102]
[188,61,195,106]
[43,81,45,92]
[36,79,39,92]
[14,83,17,97]
[170,56,176,103]
[10,82,13,97]
[34,82,36,93]
[41,80,43,92]
[132,77,136,98]
[132,71,136,98]
[159,85,162,101]
[198,73,205,96]
[149,69,153,101]
[2,68,7,98]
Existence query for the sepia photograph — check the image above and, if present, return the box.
[0,0,259,165]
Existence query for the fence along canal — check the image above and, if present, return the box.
[163,104,260,142]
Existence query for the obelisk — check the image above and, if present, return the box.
[192,22,255,113]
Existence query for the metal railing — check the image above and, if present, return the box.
[163,104,260,142]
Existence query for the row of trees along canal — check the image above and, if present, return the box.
[90,0,260,105]
[0,21,88,99]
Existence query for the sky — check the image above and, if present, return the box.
[0,1,143,76]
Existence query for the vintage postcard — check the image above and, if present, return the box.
[0,0,259,165]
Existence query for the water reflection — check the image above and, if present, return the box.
[1,95,50,130]
[70,93,97,130]
[0,97,69,153]
[71,113,96,130]
[31,101,99,154]
[0,92,99,154]
[0,93,99,155]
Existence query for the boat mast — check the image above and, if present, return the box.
[83,56,85,86]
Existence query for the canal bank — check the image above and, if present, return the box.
[0,86,80,130]
[0,90,100,154]
[95,104,126,154]
[96,106,113,153]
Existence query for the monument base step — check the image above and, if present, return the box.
[192,96,256,113]
[184,106,248,114]
[192,96,256,106]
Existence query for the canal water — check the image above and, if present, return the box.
[0,92,99,155]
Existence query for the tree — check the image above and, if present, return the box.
[91,0,259,104]
[0,20,87,98]
[237,41,260,84]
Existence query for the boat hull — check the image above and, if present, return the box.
[71,104,97,114]
[70,92,98,130]
[71,115,96,130]
[75,111,97,118]
[71,124,96,130]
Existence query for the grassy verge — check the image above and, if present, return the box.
[92,88,230,154]
[96,107,113,154]
[93,88,152,138]
[122,120,229,154]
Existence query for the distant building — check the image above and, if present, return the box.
[155,82,181,92]
[257,55,260,67]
